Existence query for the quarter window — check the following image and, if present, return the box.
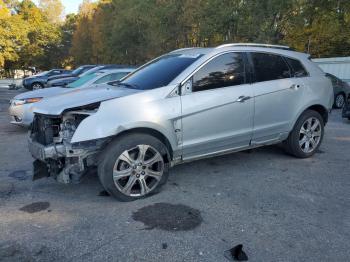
[192,52,246,92]
[251,53,291,82]
[285,57,308,77]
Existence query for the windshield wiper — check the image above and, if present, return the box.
[108,81,140,89]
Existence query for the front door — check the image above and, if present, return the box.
[180,52,254,160]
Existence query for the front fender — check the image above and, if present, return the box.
[70,85,181,152]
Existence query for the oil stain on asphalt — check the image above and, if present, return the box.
[19,202,50,213]
[8,170,28,181]
[132,203,202,231]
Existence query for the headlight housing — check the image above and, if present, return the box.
[13,97,43,106]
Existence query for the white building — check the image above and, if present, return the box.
[313,57,350,83]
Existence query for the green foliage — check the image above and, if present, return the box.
[1,0,350,71]
[70,0,350,66]
[0,0,68,71]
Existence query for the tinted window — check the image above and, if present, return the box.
[192,52,246,92]
[121,54,203,90]
[285,57,308,77]
[251,53,291,82]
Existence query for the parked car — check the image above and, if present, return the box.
[342,95,350,120]
[46,65,97,83]
[28,43,333,201]
[325,73,350,108]
[9,68,134,126]
[45,65,135,88]
[22,69,71,90]
[46,76,80,87]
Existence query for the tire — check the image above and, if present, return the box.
[334,93,345,109]
[98,133,170,201]
[31,82,43,90]
[284,110,324,158]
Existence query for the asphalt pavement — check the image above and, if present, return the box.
[0,88,349,262]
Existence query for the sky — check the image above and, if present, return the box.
[33,0,84,14]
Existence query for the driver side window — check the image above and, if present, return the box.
[192,52,246,92]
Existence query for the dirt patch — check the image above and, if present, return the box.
[132,203,202,231]
[0,182,14,198]
[0,242,32,262]
[19,202,50,213]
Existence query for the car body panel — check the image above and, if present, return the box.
[64,85,181,153]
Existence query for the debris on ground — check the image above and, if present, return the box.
[98,190,110,197]
[224,244,248,261]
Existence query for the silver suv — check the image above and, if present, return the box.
[29,43,333,201]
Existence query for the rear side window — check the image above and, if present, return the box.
[250,53,291,82]
[285,57,308,77]
[192,52,246,92]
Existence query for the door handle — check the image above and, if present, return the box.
[236,96,251,102]
[290,84,301,90]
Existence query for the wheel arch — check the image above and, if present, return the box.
[108,127,174,163]
[294,104,329,128]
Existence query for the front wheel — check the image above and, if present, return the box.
[284,110,324,158]
[98,133,169,201]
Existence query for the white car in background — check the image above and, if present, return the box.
[9,68,134,126]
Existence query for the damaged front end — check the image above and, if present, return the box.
[28,103,108,183]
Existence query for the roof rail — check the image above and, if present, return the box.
[216,43,291,50]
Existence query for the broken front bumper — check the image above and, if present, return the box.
[28,138,65,161]
[28,137,100,183]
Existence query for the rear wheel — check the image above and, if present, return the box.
[98,133,169,201]
[284,110,324,158]
[334,93,345,108]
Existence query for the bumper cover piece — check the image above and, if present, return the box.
[33,160,50,181]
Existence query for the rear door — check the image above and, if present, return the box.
[248,52,307,144]
[180,52,254,160]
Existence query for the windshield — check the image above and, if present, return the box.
[66,73,97,88]
[120,54,203,90]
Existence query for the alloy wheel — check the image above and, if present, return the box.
[113,144,164,197]
[299,117,322,153]
[335,94,345,108]
[32,83,42,90]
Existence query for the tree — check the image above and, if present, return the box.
[39,0,64,24]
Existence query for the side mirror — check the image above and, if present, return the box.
[181,78,193,95]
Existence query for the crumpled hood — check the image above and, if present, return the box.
[14,87,71,100]
[32,85,141,116]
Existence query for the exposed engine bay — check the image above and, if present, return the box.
[29,103,108,183]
